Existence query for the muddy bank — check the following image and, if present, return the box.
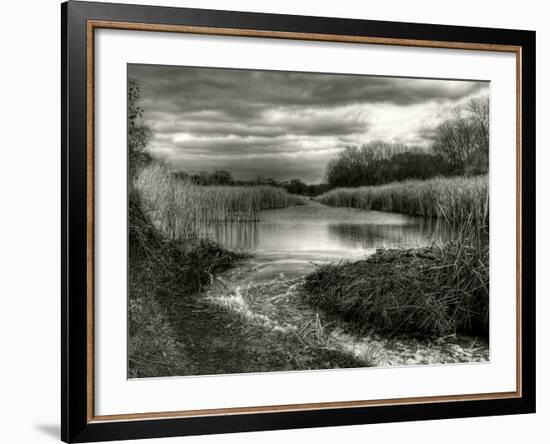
[163,292,365,376]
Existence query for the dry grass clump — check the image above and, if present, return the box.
[128,293,192,378]
[129,190,245,296]
[303,231,489,337]
[318,175,488,225]
[136,163,307,239]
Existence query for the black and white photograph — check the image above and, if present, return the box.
[0,0,543,442]
[128,64,490,378]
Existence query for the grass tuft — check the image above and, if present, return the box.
[303,229,488,338]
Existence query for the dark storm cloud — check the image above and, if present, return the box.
[129,64,488,183]
[165,135,349,157]
[132,64,484,113]
[151,115,368,138]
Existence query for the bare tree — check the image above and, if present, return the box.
[433,120,464,170]
[325,141,413,187]
[468,97,490,171]
[432,97,489,175]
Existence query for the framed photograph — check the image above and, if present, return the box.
[61,1,536,442]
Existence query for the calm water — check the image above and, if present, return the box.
[202,201,454,277]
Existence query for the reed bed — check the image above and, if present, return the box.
[135,163,306,239]
[303,225,489,337]
[317,175,488,225]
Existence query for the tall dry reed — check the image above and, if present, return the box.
[135,163,306,239]
[318,175,488,226]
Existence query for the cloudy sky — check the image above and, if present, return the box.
[129,64,489,184]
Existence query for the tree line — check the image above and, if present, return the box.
[325,97,489,188]
[172,170,330,196]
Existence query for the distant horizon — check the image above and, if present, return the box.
[165,143,433,186]
[130,64,489,184]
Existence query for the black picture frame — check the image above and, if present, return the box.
[61,1,536,442]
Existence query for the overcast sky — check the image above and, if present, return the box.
[129,64,489,184]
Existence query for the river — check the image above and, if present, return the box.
[199,200,488,370]
[202,200,454,279]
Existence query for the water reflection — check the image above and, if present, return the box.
[205,220,260,250]
[200,204,454,263]
[327,218,454,251]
